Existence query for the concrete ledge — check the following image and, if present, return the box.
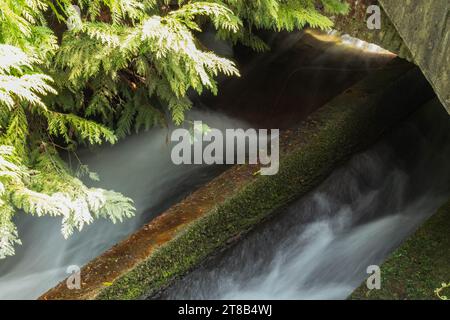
[40,61,434,300]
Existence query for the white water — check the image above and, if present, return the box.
[162,102,450,300]
[0,110,249,299]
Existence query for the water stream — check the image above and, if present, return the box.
[0,31,408,300]
[0,110,247,299]
[162,101,450,300]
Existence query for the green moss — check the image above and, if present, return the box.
[97,65,434,300]
[351,199,450,300]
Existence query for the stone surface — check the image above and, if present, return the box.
[334,0,413,61]
[335,0,449,113]
[379,0,449,113]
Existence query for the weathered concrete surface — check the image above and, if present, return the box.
[335,0,450,113]
[334,0,413,61]
[379,0,449,113]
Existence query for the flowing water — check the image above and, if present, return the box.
[0,110,248,299]
[162,101,450,300]
[0,31,406,300]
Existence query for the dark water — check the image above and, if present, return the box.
[161,100,450,300]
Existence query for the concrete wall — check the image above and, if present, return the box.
[334,0,412,60]
[335,0,449,114]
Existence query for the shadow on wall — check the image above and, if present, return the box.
[199,29,396,129]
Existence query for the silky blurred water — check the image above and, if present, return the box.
[162,101,450,300]
[0,110,249,299]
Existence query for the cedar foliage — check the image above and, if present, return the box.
[0,0,348,258]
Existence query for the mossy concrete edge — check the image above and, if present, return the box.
[98,64,434,300]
